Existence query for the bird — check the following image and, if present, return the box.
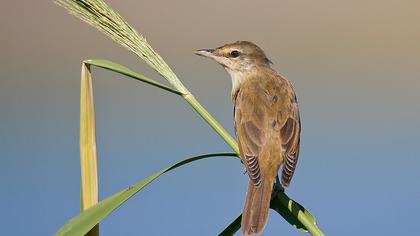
[195,41,301,235]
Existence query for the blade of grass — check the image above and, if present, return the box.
[80,63,99,235]
[84,59,182,95]
[272,192,324,236]
[54,153,237,236]
[220,192,324,236]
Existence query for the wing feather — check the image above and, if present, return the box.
[280,97,301,187]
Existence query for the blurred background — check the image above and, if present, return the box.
[1,0,419,235]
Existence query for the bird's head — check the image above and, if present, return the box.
[195,41,272,72]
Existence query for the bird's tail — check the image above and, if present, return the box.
[241,178,274,236]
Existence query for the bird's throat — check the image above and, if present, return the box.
[226,68,248,98]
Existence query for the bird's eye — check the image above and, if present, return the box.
[230,50,240,58]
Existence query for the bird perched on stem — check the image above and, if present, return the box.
[195,41,301,235]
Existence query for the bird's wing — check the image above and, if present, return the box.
[279,85,301,187]
[234,76,301,187]
[234,77,284,186]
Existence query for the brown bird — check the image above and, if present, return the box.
[195,41,301,235]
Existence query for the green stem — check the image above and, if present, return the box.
[300,217,324,236]
[274,192,325,236]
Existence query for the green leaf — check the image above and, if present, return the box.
[271,191,311,232]
[80,63,99,236]
[54,153,237,236]
[272,191,324,236]
[219,190,324,236]
[84,59,183,95]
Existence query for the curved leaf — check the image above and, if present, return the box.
[54,152,237,236]
[272,191,324,236]
[84,59,183,95]
[271,191,311,232]
[219,191,324,236]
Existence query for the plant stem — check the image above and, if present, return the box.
[297,211,324,236]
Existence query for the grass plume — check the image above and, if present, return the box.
[55,0,187,93]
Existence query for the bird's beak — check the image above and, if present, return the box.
[195,48,229,68]
[194,48,215,58]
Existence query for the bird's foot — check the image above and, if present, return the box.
[271,176,284,200]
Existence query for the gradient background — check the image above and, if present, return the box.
[1,1,419,235]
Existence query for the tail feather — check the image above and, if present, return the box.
[241,178,274,235]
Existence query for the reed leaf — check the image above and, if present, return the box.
[54,153,237,236]
[80,63,99,236]
[271,191,322,235]
[220,191,324,236]
[84,59,182,95]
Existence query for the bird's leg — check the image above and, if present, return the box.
[271,175,284,200]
